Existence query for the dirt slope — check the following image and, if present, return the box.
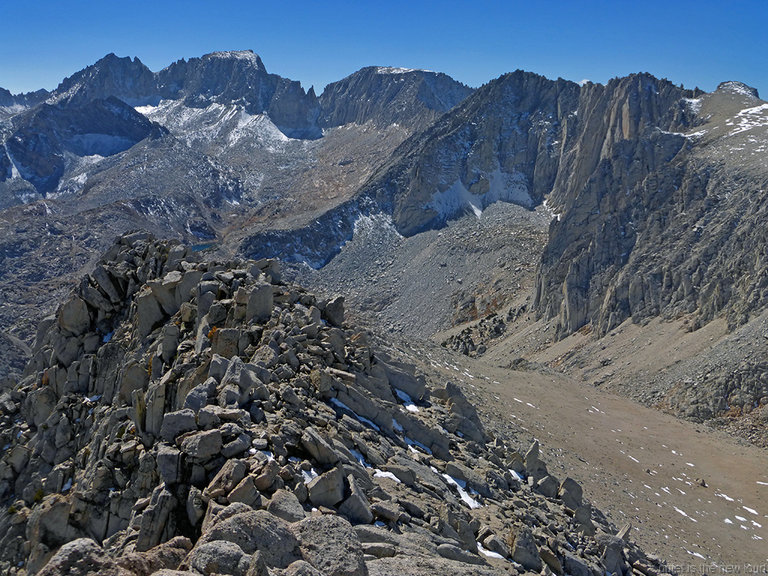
[389,338,768,568]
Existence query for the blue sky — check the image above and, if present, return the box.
[2,0,767,97]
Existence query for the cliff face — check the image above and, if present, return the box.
[535,74,699,337]
[536,78,768,338]
[358,71,580,236]
[319,66,473,132]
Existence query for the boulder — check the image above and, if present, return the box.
[283,560,325,576]
[156,444,182,485]
[507,526,541,572]
[136,484,176,551]
[197,510,300,568]
[338,474,373,525]
[301,427,341,466]
[227,475,262,508]
[307,467,345,508]
[186,540,252,575]
[290,515,367,576]
[205,459,248,499]
[558,476,583,510]
[324,296,345,327]
[136,289,164,338]
[267,489,306,523]
[535,474,560,498]
[160,409,197,442]
[247,283,274,324]
[37,538,130,576]
[58,296,91,336]
[180,429,222,460]
[435,543,484,565]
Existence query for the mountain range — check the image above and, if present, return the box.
[1,50,768,572]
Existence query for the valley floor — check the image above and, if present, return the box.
[394,337,768,569]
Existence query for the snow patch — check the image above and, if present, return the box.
[349,449,371,468]
[135,100,293,149]
[442,473,482,509]
[673,506,698,522]
[329,397,381,431]
[376,66,429,74]
[727,103,768,136]
[683,98,703,115]
[394,388,419,412]
[426,170,532,222]
[352,213,402,239]
[477,542,504,559]
[301,468,319,484]
[374,469,401,483]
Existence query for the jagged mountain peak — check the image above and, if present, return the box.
[715,80,760,99]
[201,49,266,69]
[48,52,158,107]
[319,64,473,131]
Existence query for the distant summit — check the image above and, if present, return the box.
[319,66,473,131]
[716,80,760,99]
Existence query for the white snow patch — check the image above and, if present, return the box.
[349,449,371,468]
[687,550,706,560]
[301,468,319,484]
[728,103,768,136]
[719,81,759,99]
[508,469,524,482]
[743,506,759,515]
[329,397,381,431]
[443,473,482,509]
[715,492,735,502]
[376,66,430,74]
[673,506,698,522]
[757,481,768,486]
[352,213,403,239]
[136,100,293,150]
[374,469,401,483]
[542,198,562,222]
[394,388,419,412]
[683,98,703,114]
[477,542,504,559]
[404,436,432,455]
[426,171,532,221]
[724,518,734,524]
[208,50,263,65]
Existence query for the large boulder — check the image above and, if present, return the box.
[197,510,300,568]
[58,296,91,336]
[37,538,131,576]
[290,515,367,576]
[307,467,345,508]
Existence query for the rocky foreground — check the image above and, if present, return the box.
[0,234,670,575]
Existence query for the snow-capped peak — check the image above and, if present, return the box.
[206,50,265,68]
[716,81,760,100]
[376,66,431,75]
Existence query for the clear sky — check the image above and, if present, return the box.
[2,0,767,98]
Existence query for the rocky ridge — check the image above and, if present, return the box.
[0,234,667,576]
[319,66,473,133]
